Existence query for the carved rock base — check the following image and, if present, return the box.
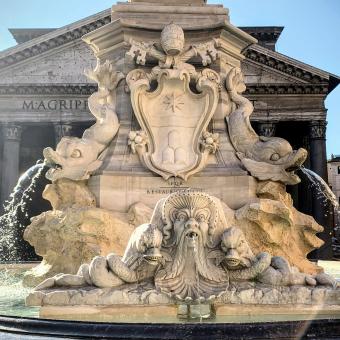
[27,283,340,313]
[23,203,153,287]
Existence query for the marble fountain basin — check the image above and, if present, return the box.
[0,262,340,339]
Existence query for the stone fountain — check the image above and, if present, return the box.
[24,0,340,320]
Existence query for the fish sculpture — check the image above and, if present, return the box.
[225,67,307,185]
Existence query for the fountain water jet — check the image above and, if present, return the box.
[299,166,339,209]
[0,1,340,338]
[0,161,50,262]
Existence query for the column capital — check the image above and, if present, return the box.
[258,122,277,138]
[3,124,22,141]
[309,120,327,139]
[54,123,73,144]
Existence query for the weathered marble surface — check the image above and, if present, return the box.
[22,1,336,312]
[27,282,340,307]
[27,191,337,310]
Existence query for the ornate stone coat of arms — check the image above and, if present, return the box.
[127,24,220,180]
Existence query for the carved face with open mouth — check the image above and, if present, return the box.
[283,148,308,183]
[220,227,255,270]
[143,247,163,266]
[173,209,210,249]
[155,192,229,300]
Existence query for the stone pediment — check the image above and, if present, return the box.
[242,61,308,85]
[244,45,339,92]
[0,7,338,92]
[0,41,97,85]
[0,9,111,73]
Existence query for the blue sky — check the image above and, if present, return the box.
[0,0,339,157]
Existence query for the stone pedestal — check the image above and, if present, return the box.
[0,124,22,203]
[88,172,258,212]
[309,120,333,260]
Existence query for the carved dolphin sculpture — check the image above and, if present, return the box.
[44,61,124,182]
[225,68,307,185]
[220,227,337,287]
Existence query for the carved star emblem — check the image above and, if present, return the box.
[163,93,184,113]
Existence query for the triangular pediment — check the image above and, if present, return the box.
[244,44,337,85]
[0,6,338,91]
[242,61,306,85]
[0,9,111,78]
[0,41,97,85]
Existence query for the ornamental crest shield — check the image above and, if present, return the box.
[127,68,220,180]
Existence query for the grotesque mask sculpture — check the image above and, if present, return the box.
[155,192,229,300]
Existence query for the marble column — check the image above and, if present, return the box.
[257,122,277,137]
[53,123,73,145]
[1,124,22,205]
[309,120,333,259]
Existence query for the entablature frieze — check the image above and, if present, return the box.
[0,84,328,123]
[0,84,97,96]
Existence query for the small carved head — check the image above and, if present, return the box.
[220,227,254,270]
[160,23,185,56]
[139,225,163,266]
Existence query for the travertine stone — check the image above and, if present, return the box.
[42,179,96,210]
[39,305,177,323]
[19,0,339,312]
[23,174,161,288]
[23,202,148,286]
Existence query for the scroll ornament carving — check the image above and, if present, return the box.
[34,192,337,302]
[126,24,220,180]
[225,67,307,185]
[43,61,124,181]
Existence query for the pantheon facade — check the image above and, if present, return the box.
[0,9,339,258]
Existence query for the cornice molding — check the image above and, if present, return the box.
[0,83,329,97]
[245,48,329,84]
[245,83,329,95]
[0,84,97,96]
[241,27,283,41]
[0,15,111,70]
